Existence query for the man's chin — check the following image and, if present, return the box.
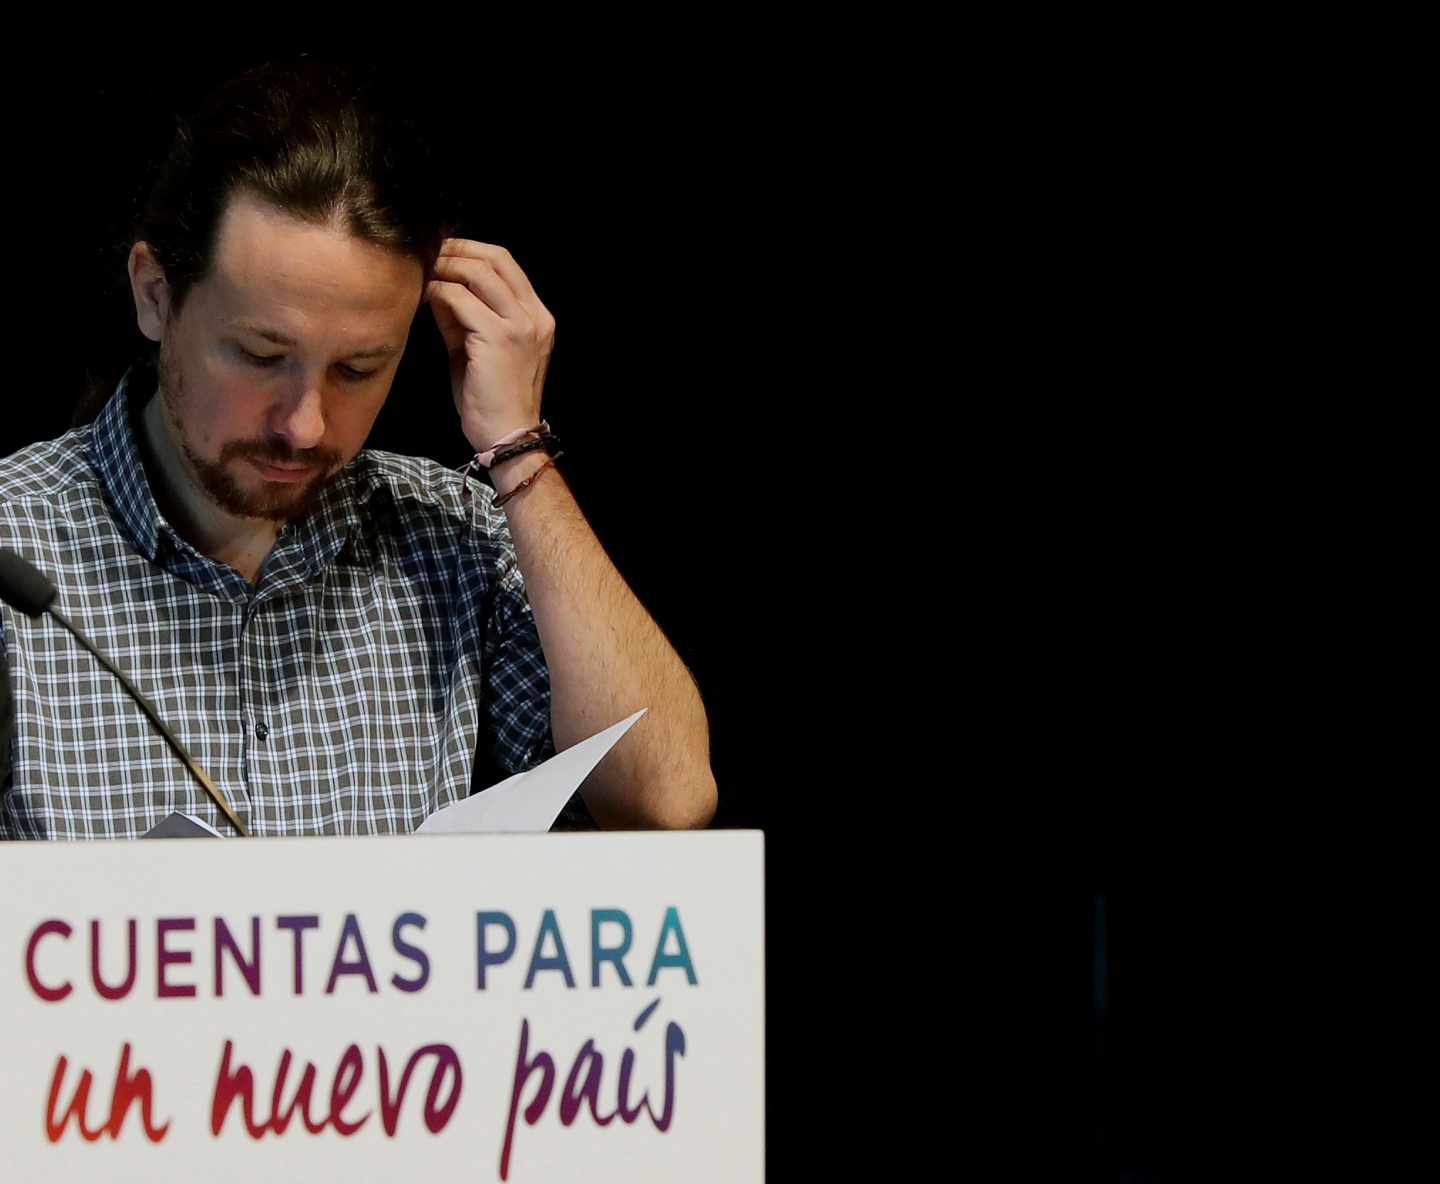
[203,462,333,523]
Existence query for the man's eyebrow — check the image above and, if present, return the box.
[230,321,398,359]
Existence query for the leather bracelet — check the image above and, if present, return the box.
[475,420,551,467]
[491,433,560,468]
[493,453,563,508]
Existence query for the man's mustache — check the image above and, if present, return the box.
[219,439,342,470]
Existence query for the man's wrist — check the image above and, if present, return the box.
[489,448,551,499]
[466,417,543,456]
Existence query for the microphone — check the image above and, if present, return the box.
[0,549,58,615]
[0,547,248,836]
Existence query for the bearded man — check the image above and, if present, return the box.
[0,61,716,838]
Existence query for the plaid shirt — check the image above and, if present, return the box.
[0,374,553,839]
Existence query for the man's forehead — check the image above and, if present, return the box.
[206,191,423,316]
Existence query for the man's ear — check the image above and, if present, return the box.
[128,242,171,344]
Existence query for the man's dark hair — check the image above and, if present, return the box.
[73,58,450,425]
[139,58,449,318]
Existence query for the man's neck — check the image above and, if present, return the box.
[138,392,280,585]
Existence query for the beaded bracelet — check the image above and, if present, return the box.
[493,453,564,508]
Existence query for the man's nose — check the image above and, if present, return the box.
[272,382,326,452]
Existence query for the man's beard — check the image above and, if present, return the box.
[157,337,343,524]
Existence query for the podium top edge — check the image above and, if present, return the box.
[2,828,767,846]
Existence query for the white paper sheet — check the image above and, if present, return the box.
[416,709,647,834]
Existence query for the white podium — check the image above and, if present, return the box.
[1,831,764,1182]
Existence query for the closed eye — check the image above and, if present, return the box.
[238,346,377,382]
[240,347,283,368]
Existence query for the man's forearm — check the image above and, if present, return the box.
[493,453,717,829]
[427,239,712,825]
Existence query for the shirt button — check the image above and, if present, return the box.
[255,722,270,741]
